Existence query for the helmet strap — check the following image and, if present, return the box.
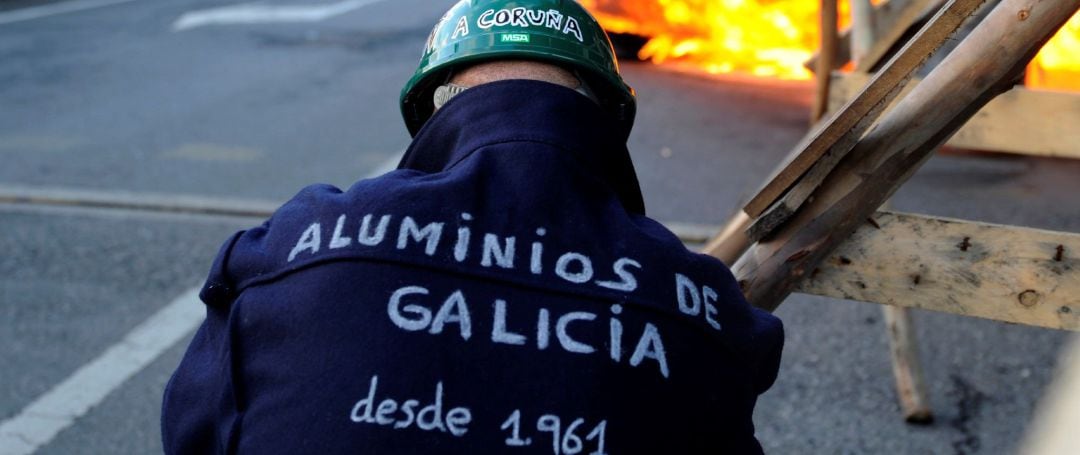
[573,71,600,104]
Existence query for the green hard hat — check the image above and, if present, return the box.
[400,0,636,137]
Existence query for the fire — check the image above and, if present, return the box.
[1027,12,1080,91]
[581,0,835,80]
[582,0,1080,91]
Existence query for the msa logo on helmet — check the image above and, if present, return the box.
[476,8,584,42]
[500,33,531,43]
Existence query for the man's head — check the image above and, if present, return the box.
[399,0,635,136]
[433,59,597,110]
[451,60,580,90]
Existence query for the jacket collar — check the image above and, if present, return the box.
[397,79,646,215]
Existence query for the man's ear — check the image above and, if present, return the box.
[433,84,469,110]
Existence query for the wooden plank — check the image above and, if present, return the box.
[733,0,1080,312]
[701,211,752,266]
[747,0,987,240]
[663,221,717,246]
[830,73,1080,158]
[876,199,933,423]
[1020,335,1080,454]
[797,212,1080,330]
[796,212,1080,331]
[883,306,934,422]
[855,0,946,72]
[742,0,987,220]
[807,28,852,72]
[851,0,879,65]
[812,0,841,122]
[806,0,930,70]
[951,88,1080,157]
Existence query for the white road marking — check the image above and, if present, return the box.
[0,148,405,454]
[0,184,282,218]
[160,143,264,162]
[0,135,84,153]
[172,0,388,31]
[0,202,264,226]
[0,151,401,219]
[0,288,205,455]
[0,0,139,25]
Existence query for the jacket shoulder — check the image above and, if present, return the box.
[199,174,426,306]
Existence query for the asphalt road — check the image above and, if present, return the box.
[1,0,1077,454]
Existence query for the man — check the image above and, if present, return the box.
[162,0,784,453]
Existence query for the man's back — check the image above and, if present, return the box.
[162,81,783,454]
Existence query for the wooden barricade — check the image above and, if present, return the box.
[704,0,1080,423]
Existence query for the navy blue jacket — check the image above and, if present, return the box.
[162,80,784,454]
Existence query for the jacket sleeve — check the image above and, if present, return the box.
[161,232,245,454]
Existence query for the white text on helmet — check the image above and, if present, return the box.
[475,8,584,42]
[451,16,469,40]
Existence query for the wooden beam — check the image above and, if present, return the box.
[1020,335,1080,454]
[701,211,753,266]
[812,0,841,123]
[851,0,880,65]
[883,306,934,422]
[742,0,988,222]
[806,0,939,70]
[949,88,1080,157]
[807,28,853,72]
[796,211,1080,331]
[829,73,1080,158]
[854,0,947,72]
[733,0,1080,312]
[876,200,933,423]
[697,213,1079,330]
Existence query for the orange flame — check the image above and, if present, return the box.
[582,0,1080,91]
[1027,12,1080,91]
[581,0,838,80]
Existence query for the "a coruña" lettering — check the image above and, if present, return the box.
[476,8,584,42]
